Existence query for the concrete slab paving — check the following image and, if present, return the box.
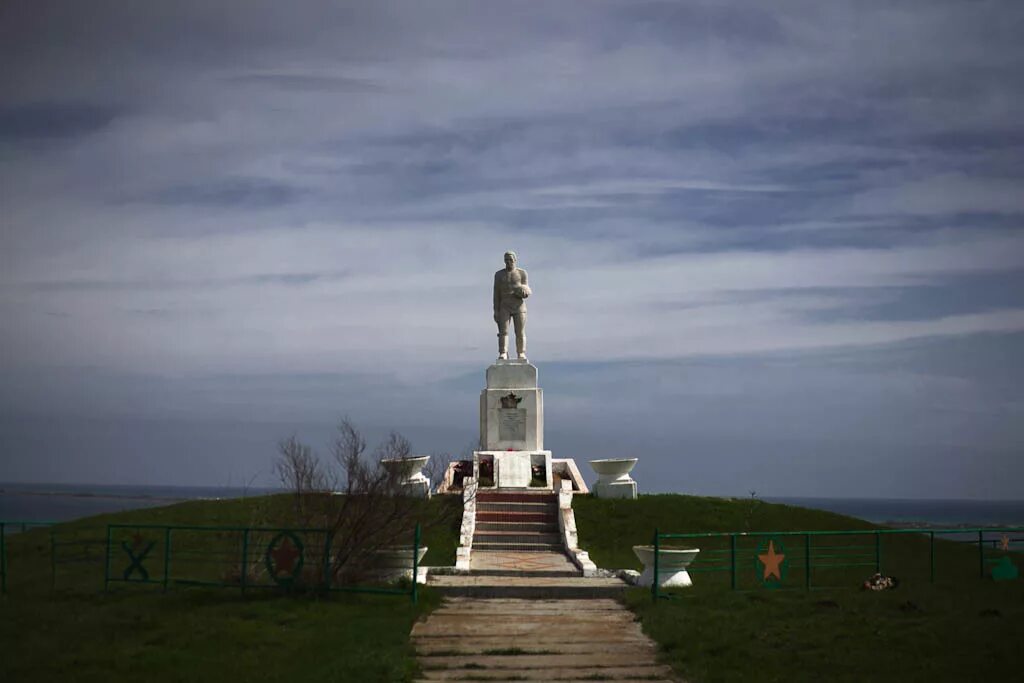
[412,597,681,682]
[427,574,627,599]
[415,640,656,656]
[469,550,580,574]
[418,665,674,680]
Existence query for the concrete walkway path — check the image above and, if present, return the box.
[411,597,679,682]
[427,575,627,599]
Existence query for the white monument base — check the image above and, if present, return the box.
[593,480,637,499]
[480,360,544,452]
[474,450,553,489]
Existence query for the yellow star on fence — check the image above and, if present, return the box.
[1000,535,1010,552]
[759,540,786,582]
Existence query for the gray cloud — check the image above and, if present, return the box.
[144,177,310,208]
[222,73,383,93]
[22,270,349,292]
[0,102,122,140]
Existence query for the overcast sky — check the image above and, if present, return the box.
[1,1,1022,498]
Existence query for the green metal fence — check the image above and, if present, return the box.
[1,521,55,595]
[104,522,422,602]
[49,526,107,592]
[650,526,1024,601]
[3,520,421,602]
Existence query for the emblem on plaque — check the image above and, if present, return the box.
[500,393,523,409]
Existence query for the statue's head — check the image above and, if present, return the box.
[504,251,517,268]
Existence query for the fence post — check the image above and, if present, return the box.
[241,529,250,596]
[978,530,985,579]
[730,534,737,591]
[874,532,881,573]
[162,527,171,593]
[929,531,935,583]
[1,522,6,595]
[411,523,420,605]
[652,528,660,602]
[50,530,57,591]
[804,533,811,590]
[103,525,112,592]
[322,531,332,593]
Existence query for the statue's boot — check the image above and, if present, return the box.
[515,334,527,360]
[497,334,508,360]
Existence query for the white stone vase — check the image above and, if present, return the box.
[372,545,430,584]
[589,458,638,499]
[380,455,431,497]
[632,545,700,588]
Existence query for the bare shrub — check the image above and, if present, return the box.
[274,417,457,586]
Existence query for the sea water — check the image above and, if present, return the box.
[0,482,281,525]
[767,496,1024,527]
[2,483,1023,528]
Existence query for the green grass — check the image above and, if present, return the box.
[1,588,439,682]
[5,492,1021,682]
[0,494,461,682]
[625,582,1023,682]
[577,494,1024,682]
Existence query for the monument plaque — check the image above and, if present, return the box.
[499,409,527,441]
[498,452,531,488]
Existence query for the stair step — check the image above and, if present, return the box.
[473,532,562,545]
[476,492,557,504]
[472,542,565,552]
[476,502,555,513]
[476,512,556,524]
[462,568,582,578]
[475,521,558,533]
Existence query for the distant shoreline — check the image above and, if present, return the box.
[882,520,1022,530]
[0,488,190,502]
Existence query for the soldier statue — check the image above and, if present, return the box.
[493,251,530,359]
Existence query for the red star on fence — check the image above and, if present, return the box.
[759,540,786,582]
[269,538,301,575]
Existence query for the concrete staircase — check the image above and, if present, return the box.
[472,491,562,552]
[431,488,623,597]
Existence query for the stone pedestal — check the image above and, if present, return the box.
[476,359,553,489]
[480,360,543,451]
[589,458,638,500]
[593,480,637,499]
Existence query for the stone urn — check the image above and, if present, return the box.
[380,455,431,497]
[589,458,638,499]
[632,545,700,587]
[372,545,429,584]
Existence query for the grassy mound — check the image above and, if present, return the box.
[0,494,461,682]
[576,494,1023,682]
